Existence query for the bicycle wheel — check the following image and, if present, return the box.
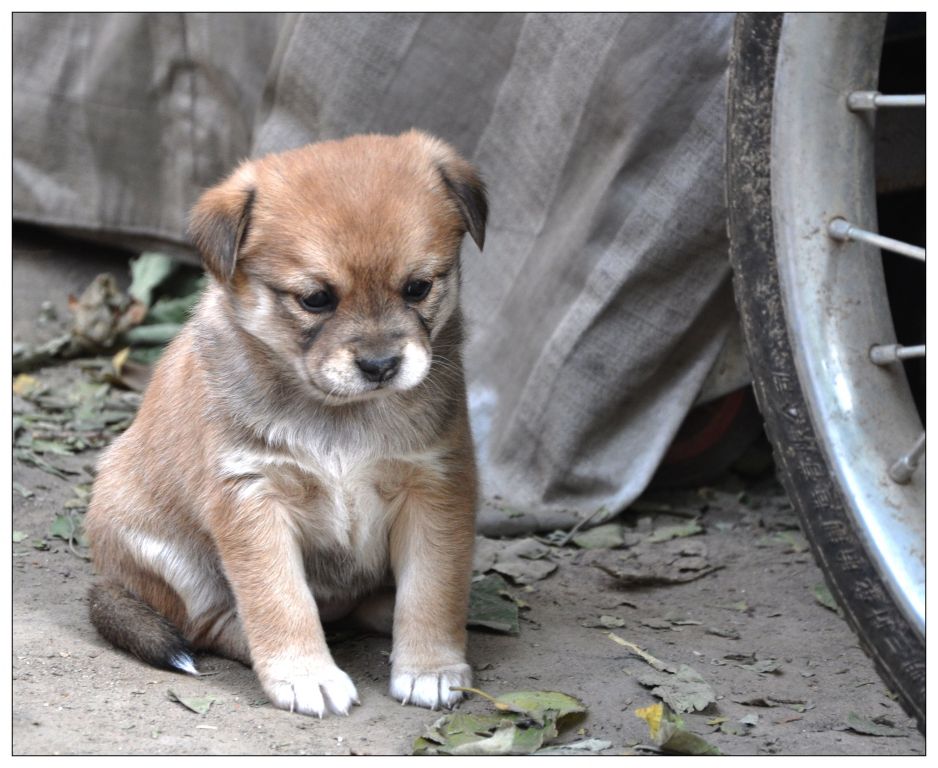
[726,12,925,729]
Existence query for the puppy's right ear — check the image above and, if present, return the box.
[189,163,257,283]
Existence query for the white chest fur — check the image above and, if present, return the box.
[218,441,413,602]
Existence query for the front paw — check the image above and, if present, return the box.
[390,662,472,710]
[258,656,360,717]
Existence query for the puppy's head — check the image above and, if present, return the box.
[189,131,486,404]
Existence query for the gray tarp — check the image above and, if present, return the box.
[13,12,738,533]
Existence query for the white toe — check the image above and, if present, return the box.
[390,663,471,709]
[260,657,359,717]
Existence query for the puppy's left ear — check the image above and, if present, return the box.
[439,161,488,252]
[189,162,257,283]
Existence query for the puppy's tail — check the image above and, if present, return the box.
[88,581,198,675]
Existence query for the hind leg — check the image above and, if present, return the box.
[190,606,252,666]
[347,587,395,636]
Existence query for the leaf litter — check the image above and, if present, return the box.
[635,702,722,756]
[636,665,717,714]
[14,252,202,376]
[607,633,716,713]
[17,308,904,756]
[412,687,588,755]
[591,537,723,586]
[13,253,204,510]
[13,482,35,499]
[12,254,202,559]
[472,537,557,585]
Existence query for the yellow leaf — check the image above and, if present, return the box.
[111,347,130,375]
[12,373,38,396]
[635,702,664,740]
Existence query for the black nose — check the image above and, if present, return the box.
[356,355,401,383]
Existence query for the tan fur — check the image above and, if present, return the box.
[85,130,486,716]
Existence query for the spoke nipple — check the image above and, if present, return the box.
[870,344,899,365]
[828,217,853,242]
[847,90,878,111]
[889,433,925,484]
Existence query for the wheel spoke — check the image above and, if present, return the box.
[847,91,926,111]
[870,344,926,365]
[889,432,926,484]
[828,218,926,261]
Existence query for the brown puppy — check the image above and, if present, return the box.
[85,130,486,717]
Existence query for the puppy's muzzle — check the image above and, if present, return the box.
[356,355,401,384]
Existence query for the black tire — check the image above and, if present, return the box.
[726,13,925,730]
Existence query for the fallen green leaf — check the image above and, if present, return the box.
[15,449,78,480]
[774,530,809,553]
[467,573,520,635]
[535,737,612,754]
[844,712,904,737]
[665,615,701,626]
[451,722,544,755]
[725,652,782,676]
[571,523,625,549]
[635,702,722,756]
[414,711,507,755]
[13,482,35,499]
[13,334,77,375]
[733,695,812,712]
[647,520,703,543]
[720,721,749,736]
[490,540,557,584]
[812,583,843,615]
[414,688,585,756]
[129,345,166,365]
[640,617,673,631]
[636,664,716,714]
[124,323,183,346]
[13,531,29,543]
[50,515,80,542]
[167,689,216,715]
[30,438,78,456]
[707,716,728,727]
[705,625,741,640]
[130,253,177,308]
[146,292,201,325]
[493,690,586,727]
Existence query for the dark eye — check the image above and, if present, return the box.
[299,289,336,313]
[404,279,432,302]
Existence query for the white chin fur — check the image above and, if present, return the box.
[392,341,431,391]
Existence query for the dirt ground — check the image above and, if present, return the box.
[10,232,925,756]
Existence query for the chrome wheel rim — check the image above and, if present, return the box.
[771,13,925,638]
